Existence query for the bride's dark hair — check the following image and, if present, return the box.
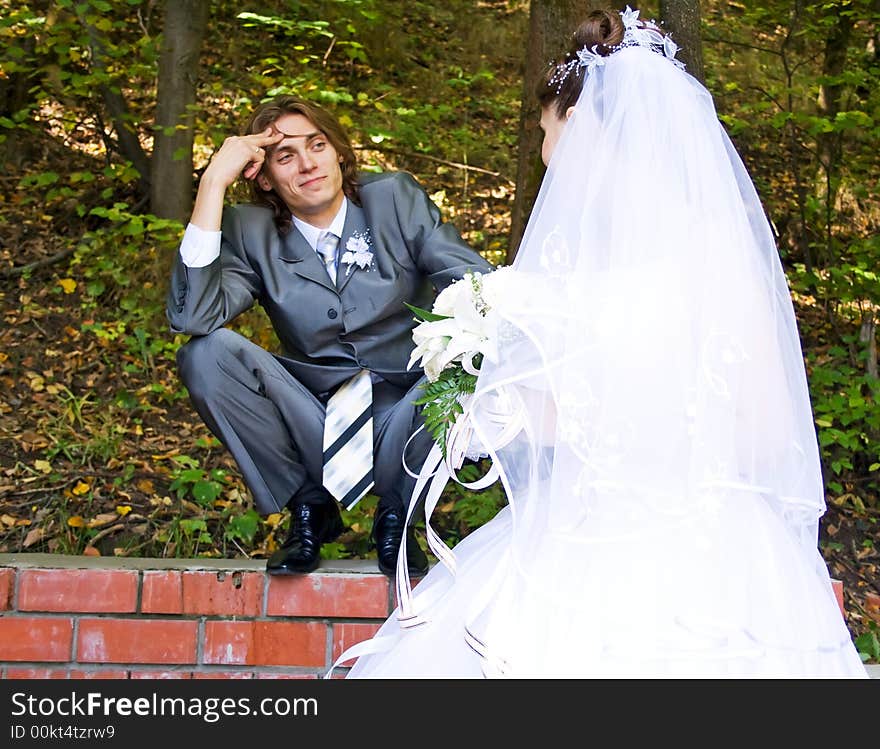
[537,10,625,117]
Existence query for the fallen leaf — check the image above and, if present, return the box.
[0,514,16,526]
[33,459,52,473]
[67,516,85,528]
[58,278,77,294]
[23,527,45,547]
[82,546,101,557]
[115,505,132,516]
[71,481,91,496]
[87,513,118,528]
[136,479,154,493]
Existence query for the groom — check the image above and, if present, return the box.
[166,95,492,577]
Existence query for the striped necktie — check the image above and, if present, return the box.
[316,231,339,283]
[322,369,374,510]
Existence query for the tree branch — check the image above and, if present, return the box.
[0,246,76,278]
[354,145,513,184]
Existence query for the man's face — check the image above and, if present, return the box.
[257,112,345,224]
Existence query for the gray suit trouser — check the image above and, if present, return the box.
[176,328,434,516]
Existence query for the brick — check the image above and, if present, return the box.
[252,621,326,667]
[831,579,844,617]
[202,621,253,666]
[193,671,253,679]
[255,672,319,679]
[181,571,263,616]
[77,619,198,664]
[0,617,73,662]
[19,569,137,613]
[266,574,388,618]
[5,668,69,679]
[0,568,14,610]
[130,670,192,679]
[69,669,129,679]
[331,622,382,664]
[203,620,326,667]
[141,571,183,614]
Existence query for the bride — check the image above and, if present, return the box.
[339,7,868,678]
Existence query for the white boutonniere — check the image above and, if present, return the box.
[340,231,374,276]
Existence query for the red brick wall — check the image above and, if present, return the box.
[0,557,390,679]
[0,556,848,679]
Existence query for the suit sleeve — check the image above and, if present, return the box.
[391,172,494,289]
[166,206,263,336]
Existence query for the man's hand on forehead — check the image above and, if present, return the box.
[267,124,322,151]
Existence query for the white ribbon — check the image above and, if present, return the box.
[326,381,528,677]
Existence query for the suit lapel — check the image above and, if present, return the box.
[278,224,337,292]
[336,201,370,294]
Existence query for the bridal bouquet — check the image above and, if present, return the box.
[406,267,509,458]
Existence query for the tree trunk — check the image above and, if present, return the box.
[816,11,854,200]
[659,0,704,83]
[508,0,597,263]
[150,0,210,224]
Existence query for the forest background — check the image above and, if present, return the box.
[0,0,877,662]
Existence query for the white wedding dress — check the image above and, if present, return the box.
[343,40,867,679]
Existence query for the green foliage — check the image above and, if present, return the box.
[706,0,880,506]
[224,509,261,547]
[437,460,508,548]
[413,365,479,459]
[856,622,880,663]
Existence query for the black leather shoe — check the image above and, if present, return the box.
[373,507,429,578]
[266,502,344,575]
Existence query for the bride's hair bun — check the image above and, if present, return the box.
[537,10,624,117]
[538,9,679,116]
[571,9,625,56]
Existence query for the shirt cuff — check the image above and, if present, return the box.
[179,223,222,268]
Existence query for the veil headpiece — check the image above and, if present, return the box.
[548,6,684,94]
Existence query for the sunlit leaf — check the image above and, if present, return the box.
[23,528,45,548]
[87,513,118,528]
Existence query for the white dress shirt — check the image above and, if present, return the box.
[178,199,349,267]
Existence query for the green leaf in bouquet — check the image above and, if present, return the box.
[414,365,479,459]
[404,302,451,323]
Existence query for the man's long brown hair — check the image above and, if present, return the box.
[244,96,360,234]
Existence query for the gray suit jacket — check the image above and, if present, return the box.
[167,171,492,395]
